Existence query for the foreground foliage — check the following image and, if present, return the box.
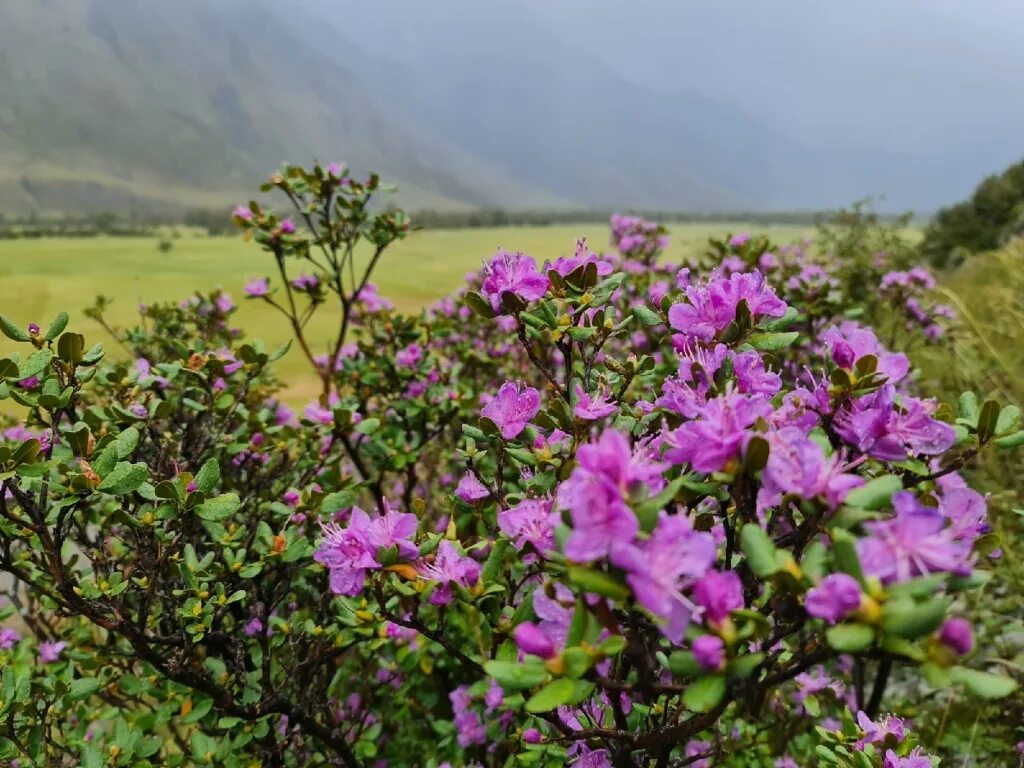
[1,164,1021,767]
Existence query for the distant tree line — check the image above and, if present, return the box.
[920,158,1024,267]
[0,203,912,240]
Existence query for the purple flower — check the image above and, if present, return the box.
[243,617,264,637]
[692,635,725,670]
[544,238,614,278]
[395,343,422,369]
[883,749,932,768]
[823,323,909,383]
[615,513,716,642]
[232,205,253,222]
[244,277,270,298]
[38,641,66,663]
[558,431,667,562]
[481,381,541,440]
[454,472,490,503]
[668,271,787,342]
[498,498,557,556]
[939,487,988,545]
[27,322,41,336]
[665,392,770,474]
[480,250,549,312]
[573,384,617,421]
[315,500,418,596]
[523,728,543,744]
[729,233,750,247]
[513,622,556,659]
[291,273,319,291]
[835,387,955,462]
[279,217,297,234]
[0,627,21,649]
[760,427,863,509]
[417,540,480,605]
[693,570,743,625]
[857,710,906,748]
[857,491,972,584]
[938,618,973,655]
[18,375,40,390]
[805,574,862,624]
[215,291,235,314]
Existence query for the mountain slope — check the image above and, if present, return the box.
[0,0,564,215]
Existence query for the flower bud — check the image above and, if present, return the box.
[692,635,725,671]
[513,622,555,659]
[938,618,972,656]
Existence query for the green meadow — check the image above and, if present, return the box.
[0,223,817,403]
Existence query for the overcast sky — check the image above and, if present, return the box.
[327,0,1024,163]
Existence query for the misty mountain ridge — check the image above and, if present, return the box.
[1,0,1018,217]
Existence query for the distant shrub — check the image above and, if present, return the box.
[0,163,1020,767]
[921,158,1024,267]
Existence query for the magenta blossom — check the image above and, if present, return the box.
[615,513,716,642]
[693,570,743,625]
[232,205,253,221]
[857,491,972,584]
[480,250,549,312]
[692,635,725,670]
[455,472,490,503]
[481,381,541,440]
[315,501,418,596]
[498,498,557,556]
[244,277,270,298]
[513,622,556,659]
[395,343,422,369]
[665,391,771,473]
[0,627,21,649]
[760,427,863,509]
[573,384,617,421]
[417,540,480,606]
[38,640,67,663]
[805,573,862,624]
[938,617,973,655]
[668,271,787,342]
[835,386,955,462]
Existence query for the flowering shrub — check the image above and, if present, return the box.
[1,164,1021,767]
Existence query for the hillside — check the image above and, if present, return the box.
[0,0,564,216]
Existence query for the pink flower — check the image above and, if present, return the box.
[513,622,556,659]
[482,382,541,440]
[573,384,617,421]
[692,635,725,670]
[395,343,422,369]
[668,271,787,342]
[38,641,66,663]
[805,574,862,624]
[480,250,549,312]
[417,541,480,605]
[232,205,253,222]
[938,617,973,655]
[665,391,771,473]
[244,277,270,297]
[454,472,490,503]
[498,498,557,556]
[693,570,743,624]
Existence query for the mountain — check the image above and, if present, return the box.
[0,0,565,216]
[2,0,1018,216]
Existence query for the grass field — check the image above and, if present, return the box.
[0,223,817,404]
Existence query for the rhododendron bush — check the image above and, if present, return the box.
[1,164,1021,767]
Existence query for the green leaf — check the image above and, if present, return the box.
[977,399,1000,442]
[322,490,357,514]
[195,492,241,522]
[949,667,1018,699]
[484,660,547,691]
[957,391,979,425]
[562,647,591,679]
[69,677,103,701]
[0,315,30,342]
[57,332,86,365]
[97,462,148,495]
[567,566,629,601]
[761,306,800,331]
[193,458,221,494]
[525,678,576,713]
[566,597,588,647]
[44,312,70,341]
[355,418,380,435]
[683,675,726,712]
[0,358,18,379]
[740,524,778,577]
[826,624,875,652]
[18,349,53,379]
[116,427,140,458]
[831,530,865,585]
[994,430,1024,449]
[633,306,662,327]
[995,404,1021,435]
[881,597,950,639]
[464,291,496,319]
[746,331,799,351]
[844,475,901,510]
[667,650,703,677]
